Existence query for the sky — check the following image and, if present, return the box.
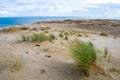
[0,0,120,17]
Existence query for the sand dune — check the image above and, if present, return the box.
[0,20,120,80]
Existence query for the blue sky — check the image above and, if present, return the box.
[0,0,120,17]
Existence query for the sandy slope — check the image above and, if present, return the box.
[0,20,120,80]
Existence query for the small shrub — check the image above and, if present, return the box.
[59,33,63,38]
[100,33,108,36]
[77,34,82,37]
[64,36,68,40]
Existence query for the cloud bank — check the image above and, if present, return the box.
[0,0,120,17]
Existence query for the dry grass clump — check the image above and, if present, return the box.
[69,39,105,76]
[18,33,55,43]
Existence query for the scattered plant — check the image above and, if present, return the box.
[104,48,108,58]
[100,33,108,36]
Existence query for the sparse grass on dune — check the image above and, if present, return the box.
[111,24,120,27]
[31,33,47,42]
[69,30,95,35]
[18,33,55,43]
[47,34,56,41]
[2,26,31,32]
[69,39,105,76]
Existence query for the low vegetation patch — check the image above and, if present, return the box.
[18,33,55,43]
[64,36,68,40]
[69,39,105,76]
[100,33,108,36]
[59,33,63,38]
[2,26,31,32]
[111,24,120,27]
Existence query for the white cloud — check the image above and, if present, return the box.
[86,0,120,4]
[0,0,120,17]
[116,9,120,15]
[0,9,13,15]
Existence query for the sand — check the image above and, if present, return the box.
[0,20,120,80]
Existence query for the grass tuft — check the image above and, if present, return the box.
[47,34,56,42]
[69,39,97,76]
[18,33,55,43]
[64,36,68,40]
[59,33,63,38]
[100,33,108,36]
[104,47,108,58]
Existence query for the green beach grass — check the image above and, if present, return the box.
[69,39,106,76]
[18,33,55,43]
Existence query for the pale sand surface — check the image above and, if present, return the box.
[0,20,120,80]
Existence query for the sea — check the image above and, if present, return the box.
[0,16,120,28]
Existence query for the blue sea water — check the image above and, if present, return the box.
[0,16,120,27]
[0,16,81,27]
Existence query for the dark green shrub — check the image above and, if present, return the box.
[59,33,63,38]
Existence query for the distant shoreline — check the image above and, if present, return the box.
[0,16,120,27]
